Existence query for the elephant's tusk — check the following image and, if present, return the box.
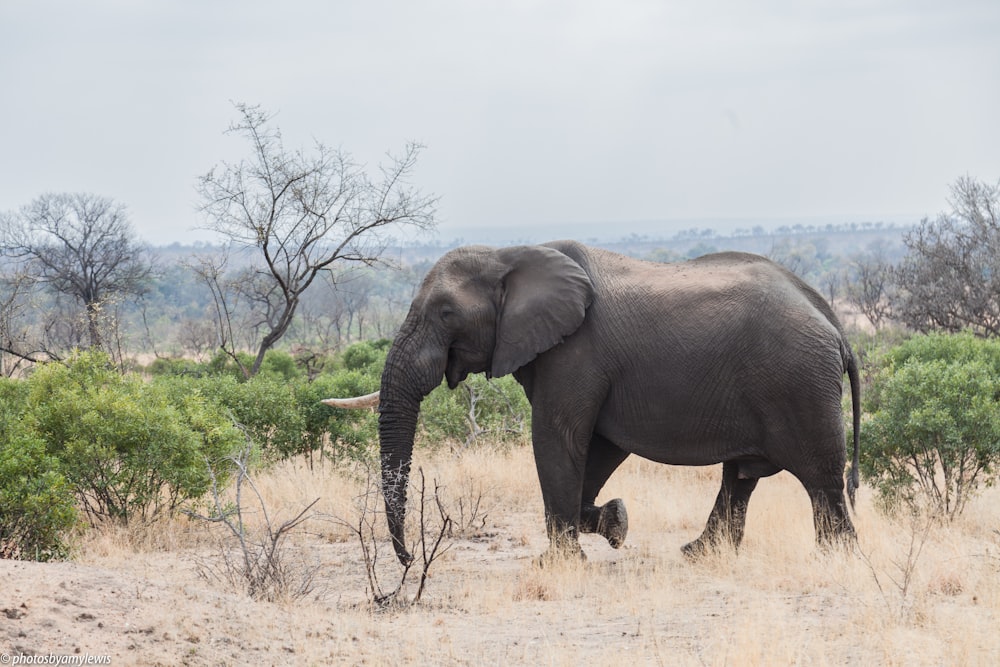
[321,391,381,409]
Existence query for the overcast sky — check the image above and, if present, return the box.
[2,0,998,246]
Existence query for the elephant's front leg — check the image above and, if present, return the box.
[531,421,591,561]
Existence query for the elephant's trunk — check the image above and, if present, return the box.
[377,329,446,566]
[377,390,419,566]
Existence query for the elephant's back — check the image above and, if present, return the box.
[542,240,846,355]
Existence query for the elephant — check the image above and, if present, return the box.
[325,240,860,564]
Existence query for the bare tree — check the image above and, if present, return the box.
[186,437,322,602]
[196,103,436,375]
[186,250,263,376]
[846,240,896,330]
[767,238,821,281]
[334,269,378,342]
[174,317,219,361]
[0,193,152,351]
[295,282,351,352]
[0,267,53,374]
[334,464,453,608]
[894,176,1000,336]
[820,266,842,310]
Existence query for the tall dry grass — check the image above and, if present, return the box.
[74,444,1000,665]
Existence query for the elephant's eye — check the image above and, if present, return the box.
[440,307,455,322]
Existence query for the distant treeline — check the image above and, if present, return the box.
[147,219,912,270]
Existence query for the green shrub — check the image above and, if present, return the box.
[256,349,302,381]
[341,339,390,372]
[151,343,386,464]
[418,374,530,449]
[862,332,1000,517]
[27,351,243,524]
[0,380,77,560]
[298,370,380,464]
[220,373,304,459]
[884,329,1000,369]
[155,373,303,462]
[149,349,306,381]
[145,356,207,377]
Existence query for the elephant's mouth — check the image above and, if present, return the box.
[445,343,490,389]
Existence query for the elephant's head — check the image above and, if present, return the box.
[326,244,593,564]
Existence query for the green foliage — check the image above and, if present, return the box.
[418,374,530,449]
[882,330,1000,369]
[0,379,77,561]
[0,336,533,560]
[256,349,303,381]
[156,373,303,462]
[146,355,206,377]
[148,348,306,381]
[862,332,1000,517]
[295,372,379,464]
[341,339,390,372]
[26,351,243,525]
[153,343,384,463]
[285,340,386,463]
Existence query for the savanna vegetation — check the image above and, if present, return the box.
[16,444,999,664]
[2,155,1000,662]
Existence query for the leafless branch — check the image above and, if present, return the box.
[0,193,152,352]
[185,434,322,602]
[195,103,437,376]
[895,177,1000,336]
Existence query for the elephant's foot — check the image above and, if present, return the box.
[809,488,858,553]
[680,537,712,561]
[815,525,858,555]
[534,522,587,566]
[535,541,587,567]
[680,533,736,561]
[596,498,628,548]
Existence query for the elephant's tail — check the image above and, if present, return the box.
[845,350,861,511]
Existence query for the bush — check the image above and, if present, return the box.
[0,380,77,560]
[27,351,243,524]
[418,374,530,449]
[341,339,390,372]
[148,348,306,381]
[145,355,207,377]
[295,371,379,464]
[149,341,387,463]
[256,349,303,381]
[155,373,304,462]
[862,332,1000,517]
[882,329,1000,369]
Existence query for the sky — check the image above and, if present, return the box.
[1,0,998,246]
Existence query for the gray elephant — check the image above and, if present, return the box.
[326,240,860,564]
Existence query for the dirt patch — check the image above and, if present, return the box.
[3,451,999,665]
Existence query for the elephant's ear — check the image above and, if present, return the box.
[490,245,594,378]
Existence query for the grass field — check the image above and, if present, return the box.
[3,444,998,665]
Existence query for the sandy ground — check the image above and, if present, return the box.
[2,450,999,666]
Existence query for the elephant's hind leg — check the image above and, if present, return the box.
[806,486,856,548]
[579,434,630,548]
[784,439,857,548]
[682,460,759,559]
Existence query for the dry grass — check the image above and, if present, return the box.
[5,445,999,665]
